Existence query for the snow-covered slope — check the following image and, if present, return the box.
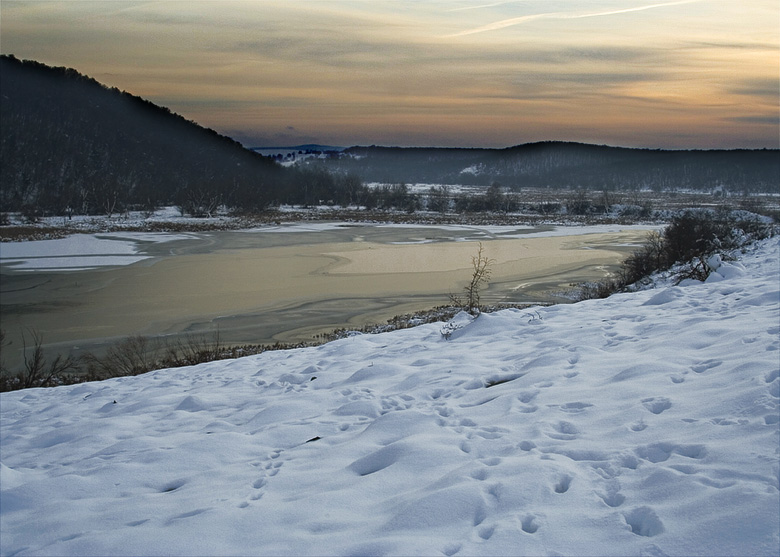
[1,240,778,556]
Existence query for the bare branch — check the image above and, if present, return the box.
[461,242,495,316]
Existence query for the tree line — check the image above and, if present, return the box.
[303,143,779,194]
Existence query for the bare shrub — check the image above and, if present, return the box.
[80,330,226,380]
[0,329,79,390]
[451,242,495,315]
[576,279,622,301]
[565,190,592,216]
[83,335,160,379]
[159,330,225,368]
[0,330,9,381]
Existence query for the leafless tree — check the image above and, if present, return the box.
[451,242,495,316]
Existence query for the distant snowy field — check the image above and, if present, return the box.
[1,239,778,556]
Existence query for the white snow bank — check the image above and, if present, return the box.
[1,239,778,556]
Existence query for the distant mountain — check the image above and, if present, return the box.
[0,56,360,217]
[303,142,779,193]
[251,144,345,153]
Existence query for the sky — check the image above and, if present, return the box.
[1,0,778,149]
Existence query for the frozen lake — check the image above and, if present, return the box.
[0,222,655,368]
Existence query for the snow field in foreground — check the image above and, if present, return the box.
[0,239,778,556]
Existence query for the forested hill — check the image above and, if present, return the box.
[0,55,362,217]
[306,143,779,193]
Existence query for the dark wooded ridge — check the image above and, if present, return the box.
[0,55,365,217]
[306,143,778,192]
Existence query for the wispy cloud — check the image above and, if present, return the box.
[572,0,703,20]
[444,13,549,36]
[729,78,779,99]
[728,115,778,125]
[444,0,704,37]
[448,1,530,12]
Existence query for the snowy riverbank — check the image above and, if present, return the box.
[1,238,778,556]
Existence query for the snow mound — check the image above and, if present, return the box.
[1,239,778,556]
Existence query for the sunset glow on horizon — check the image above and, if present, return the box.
[1,0,777,149]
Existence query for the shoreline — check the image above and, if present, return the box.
[0,225,654,370]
